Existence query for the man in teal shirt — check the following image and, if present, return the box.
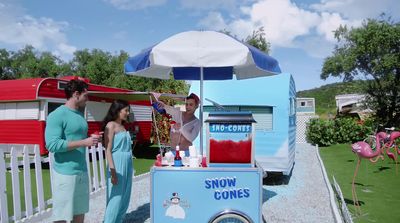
[45,79,100,223]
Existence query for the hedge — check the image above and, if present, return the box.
[305,117,373,146]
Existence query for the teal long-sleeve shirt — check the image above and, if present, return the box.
[45,105,88,175]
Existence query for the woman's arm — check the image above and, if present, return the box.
[104,122,118,185]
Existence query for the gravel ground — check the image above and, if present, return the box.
[43,143,337,223]
[262,143,336,223]
[85,173,152,223]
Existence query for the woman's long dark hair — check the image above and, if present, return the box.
[101,99,130,132]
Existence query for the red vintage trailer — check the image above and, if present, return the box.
[0,76,153,155]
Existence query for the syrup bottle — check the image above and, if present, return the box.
[152,102,166,114]
[174,146,183,166]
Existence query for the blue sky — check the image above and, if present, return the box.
[0,0,398,91]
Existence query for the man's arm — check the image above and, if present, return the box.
[45,113,97,153]
[45,114,68,153]
[66,138,96,151]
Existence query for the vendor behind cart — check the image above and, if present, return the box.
[154,93,201,156]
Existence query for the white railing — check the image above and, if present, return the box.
[0,144,107,223]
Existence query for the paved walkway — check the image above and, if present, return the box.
[262,143,337,223]
[85,173,151,223]
[44,144,338,223]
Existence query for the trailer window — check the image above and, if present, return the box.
[48,102,64,115]
[58,81,68,90]
[0,102,39,120]
[47,102,85,116]
[240,106,273,131]
[289,97,296,116]
[86,101,111,121]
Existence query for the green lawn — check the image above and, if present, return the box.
[319,144,400,223]
[134,158,155,175]
[4,157,154,218]
[5,166,52,219]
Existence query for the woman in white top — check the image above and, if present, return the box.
[155,93,201,155]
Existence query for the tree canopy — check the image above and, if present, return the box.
[321,16,400,126]
[221,26,271,53]
[0,46,189,95]
[0,29,273,145]
[0,46,69,79]
[0,28,270,96]
[245,27,270,53]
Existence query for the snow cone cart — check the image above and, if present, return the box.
[150,112,263,223]
[123,30,282,223]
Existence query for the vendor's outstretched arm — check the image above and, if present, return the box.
[157,102,181,121]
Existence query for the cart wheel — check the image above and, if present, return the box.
[209,210,252,223]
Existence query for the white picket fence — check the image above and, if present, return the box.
[0,144,107,223]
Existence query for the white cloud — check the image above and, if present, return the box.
[311,0,400,20]
[58,43,76,55]
[249,0,320,47]
[197,11,255,41]
[180,0,242,12]
[317,12,347,42]
[294,35,334,58]
[198,0,320,47]
[106,0,256,13]
[198,12,228,32]
[228,18,255,40]
[104,0,167,10]
[0,1,76,57]
[198,0,397,58]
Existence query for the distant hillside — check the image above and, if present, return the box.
[297,80,367,118]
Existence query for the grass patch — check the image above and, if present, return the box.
[134,158,155,176]
[319,144,400,223]
[5,166,52,218]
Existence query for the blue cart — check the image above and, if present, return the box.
[151,112,264,223]
[150,167,263,223]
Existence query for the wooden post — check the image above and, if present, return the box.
[10,147,21,220]
[0,147,9,222]
[34,145,45,212]
[23,146,33,217]
[97,144,106,188]
[48,152,55,198]
[85,148,92,192]
[91,146,99,192]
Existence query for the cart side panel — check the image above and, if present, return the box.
[151,167,262,223]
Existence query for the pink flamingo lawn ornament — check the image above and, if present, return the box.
[387,131,400,172]
[374,130,399,174]
[350,132,385,215]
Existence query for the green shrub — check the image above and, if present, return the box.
[306,117,372,146]
[306,118,335,146]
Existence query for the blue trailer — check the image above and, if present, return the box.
[190,73,296,175]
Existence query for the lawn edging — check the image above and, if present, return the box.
[316,144,343,223]
[133,172,150,182]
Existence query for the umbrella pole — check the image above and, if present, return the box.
[200,67,204,156]
[149,95,163,155]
